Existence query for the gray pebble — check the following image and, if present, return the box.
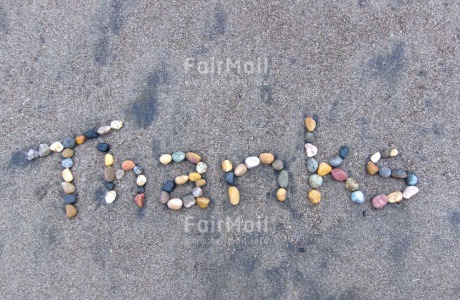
[134,166,143,175]
[271,159,284,171]
[305,132,315,143]
[38,144,52,157]
[192,187,203,197]
[329,156,343,167]
[62,137,76,149]
[391,169,408,179]
[61,158,73,168]
[27,149,40,160]
[306,158,318,173]
[183,195,196,208]
[278,170,289,188]
[378,167,391,178]
[115,170,125,179]
[309,174,323,188]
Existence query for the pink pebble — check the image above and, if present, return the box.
[372,194,389,209]
[331,168,348,181]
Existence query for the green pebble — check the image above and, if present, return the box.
[172,151,185,162]
[309,174,323,189]
[278,170,289,188]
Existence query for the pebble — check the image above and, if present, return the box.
[122,160,135,171]
[278,170,289,188]
[367,161,379,175]
[245,156,260,169]
[167,198,183,210]
[39,144,51,157]
[378,167,392,178]
[159,191,170,204]
[225,172,235,185]
[189,172,201,182]
[183,195,196,208]
[50,141,64,153]
[136,175,147,186]
[62,137,76,149]
[305,132,315,143]
[105,182,115,191]
[175,175,189,185]
[162,180,176,192]
[403,186,419,199]
[105,154,114,166]
[110,120,123,130]
[97,143,110,153]
[329,156,343,167]
[306,158,318,173]
[186,152,201,164]
[196,162,208,174]
[390,148,399,157]
[97,125,112,135]
[370,152,381,163]
[62,182,76,194]
[192,187,203,197]
[276,188,286,202]
[64,194,77,204]
[137,186,144,194]
[115,170,125,179]
[228,186,240,205]
[351,191,365,204]
[406,173,418,186]
[317,162,332,176]
[339,146,349,159]
[308,174,323,189]
[195,179,206,187]
[160,154,172,165]
[234,164,248,177]
[372,194,389,209]
[259,153,275,165]
[196,197,210,208]
[84,129,98,139]
[271,159,284,171]
[62,168,73,182]
[388,191,403,203]
[104,166,115,182]
[134,193,145,208]
[221,160,233,172]
[105,190,117,204]
[305,116,316,132]
[331,168,348,181]
[65,204,78,219]
[61,158,73,168]
[134,166,143,175]
[380,149,391,158]
[172,151,185,162]
[308,189,321,204]
[391,169,408,179]
[27,149,39,160]
[62,148,74,158]
[75,135,86,145]
[345,178,359,192]
[305,143,318,157]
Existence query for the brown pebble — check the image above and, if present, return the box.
[75,135,86,145]
[186,152,201,164]
[305,117,316,132]
[122,160,135,171]
[104,166,116,182]
[134,193,145,208]
[367,161,379,175]
[221,160,233,172]
[276,188,286,202]
[196,197,210,208]
[62,148,74,158]
[195,179,206,187]
[259,153,275,165]
[65,204,78,219]
[234,164,248,177]
[380,149,391,158]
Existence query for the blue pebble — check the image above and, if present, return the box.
[137,186,145,194]
[62,137,76,149]
[61,158,73,168]
[162,180,176,192]
[84,129,99,139]
[97,143,110,153]
[64,194,77,204]
[105,182,115,191]
[306,158,319,173]
[134,166,143,175]
[225,171,235,185]
[339,146,349,159]
[329,156,343,167]
[378,167,391,178]
[391,169,408,179]
[172,151,185,162]
[351,191,365,204]
[406,173,418,186]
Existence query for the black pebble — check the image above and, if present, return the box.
[105,182,115,190]
[84,129,99,139]
[137,186,145,194]
[225,171,235,185]
[64,194,77,204]
[162,180,176,193]
[298,248,306,253]
[339,146,349,159]
[97,143,110,152]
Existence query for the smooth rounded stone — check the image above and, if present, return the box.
[62,148,74,158]
[162,180,176,192]
[406,173,418,186]
[38,144,51,157]
[172,151,185,162]
[391,169,408,179]
[50,141,64,153]
[367,161,379,175]
[105,190,117,204]
[65,204,78,219]
[339,146,349,159]
[61,158,73,168]
[75,135,86,145]
[97,125,112,135]
[159,154,172,165]
[276,188,286,202]
[27,149,39,160]
[331,168,348,181]
[271,159,284,171]
[234,164,248,177]
[195,179,206,187]
[186,152,201,164]
[259,153,275,165]
[104,154,114,166]
[115,170,125,179]
[305,116,316,132]
[388,191,403,203]
[175,175,189,185]
[136,175,147,186]
[372,194,389,209]
[308,189,321,204]
[104,166,115,182]
[378,167,391,178]
[245,156,260,169]
[345,178,359,192]
[189,172,201,182]
[62,182,76,194]
[134,193,145,208]
[196,162,208,174]
[122,160,135,171]
[308,174,323,189]
[306,158,319,173]
[380,149,391,158]
[64,194,77,204]
[62,168,73,182]
[228,186,240,205]
[370,152,381,163]
[305,143,318,157]
[105,182,115,191]
[192,187,203,197]
[62,137,76,149]
[167,198,183,210]
[84,129,99,139]
[159,191,170,204]
[196,197,210,208]
[317,162,332,176]
[305,132,315,143]
[134,166,143,175]
[351,191,365,204]
[329,156,343,168]
[110,120,123,130]
[403,186,419,199]
[221,160,233,172]
[183,195,196,208]
[137,186,145,194]
[225,172,235,185]
[97,143,110,153]
[390,148,399,157]
[278,170,289,188]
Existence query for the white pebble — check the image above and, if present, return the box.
[390,148,399,157]
[403,186,419,199]
[110,120,123,130]
[115,170,125,179]
[304,143,318,157]
[136,175,147,186]
[105,190,117,204]
[196,162,208,174]
[167,198,183,210]
[50,141,64,153]
[192,187,203,197]
[97,125,112,135]
[245,156,260,169]
[370,152,381,163]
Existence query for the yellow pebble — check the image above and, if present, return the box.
[276,188,287,202]
[175,175,189,185]
[160,154,172,165]
[104,154,114,166]
[228,186,240,206]
[221,160,233,172]
[196,197,210,208]
[388,191,403,203]
[195,179,206,187]
[317,162,332,176]
[75,135,86,145]
[188,172,201,182]
[308,189,321,204]
[62,168,73,183]
[305,117,316,132]
[390,148,399,157]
